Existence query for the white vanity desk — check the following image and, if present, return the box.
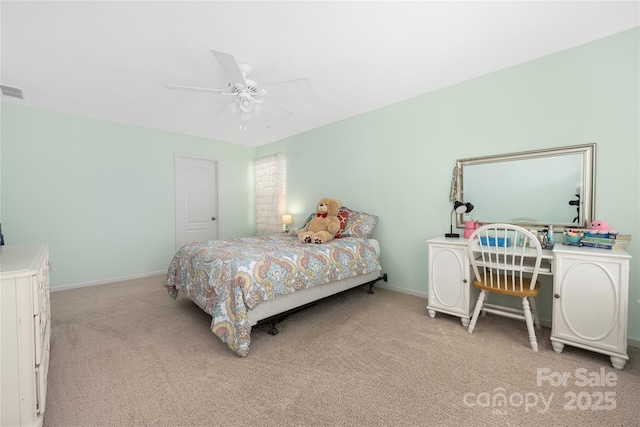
[427,236,631,369]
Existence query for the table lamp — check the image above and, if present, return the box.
[281,214,293,233]
[445,201,474,238]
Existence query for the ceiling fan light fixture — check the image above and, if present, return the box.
[238,95,253,112]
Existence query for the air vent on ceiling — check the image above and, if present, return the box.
[0,85,24,99]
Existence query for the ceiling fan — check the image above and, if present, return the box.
[166,50,310,124]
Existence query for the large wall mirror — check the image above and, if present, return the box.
[455,143,596,229]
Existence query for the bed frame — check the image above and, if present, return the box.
[251,272,388,335]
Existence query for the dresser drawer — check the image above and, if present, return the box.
[32,255,49,314]
[35,324,50,415]
[34,294,50,365]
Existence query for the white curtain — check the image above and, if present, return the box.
[253,152,286,235]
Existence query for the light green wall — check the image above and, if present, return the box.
[1,28,637,343]
[1,105,256,287]
[258,28,640,342]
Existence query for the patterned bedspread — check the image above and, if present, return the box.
[163,234,381,356]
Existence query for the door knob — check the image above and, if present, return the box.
[211,216,217,221]
[554,294,560,299]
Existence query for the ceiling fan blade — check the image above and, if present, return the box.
[261,78,313,103]
[165,83,230,94]
[260,99,292,120]
[262,77,311,91]
[214,101,239,120]
[211,50,246,86]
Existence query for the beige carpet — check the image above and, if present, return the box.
[44,275,639,426]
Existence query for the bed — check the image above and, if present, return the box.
[163,208,384,356]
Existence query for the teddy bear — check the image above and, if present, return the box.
[295,197,342,244]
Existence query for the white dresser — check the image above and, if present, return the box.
[1,244,51,427]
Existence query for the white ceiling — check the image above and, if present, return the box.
[1,1,638,146]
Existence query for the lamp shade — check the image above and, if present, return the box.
[454,201,466,213]
[454,201,474,214]
[281,214,293,225]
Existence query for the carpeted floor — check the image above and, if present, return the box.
[44,275,639,426]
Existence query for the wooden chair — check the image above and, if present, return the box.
[467,224,543,351]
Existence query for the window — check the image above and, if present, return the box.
[253,152,286,235]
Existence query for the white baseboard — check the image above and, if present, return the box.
[51,270,166,292]
[375,282,428,299]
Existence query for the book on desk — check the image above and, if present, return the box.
[580,234,631,250]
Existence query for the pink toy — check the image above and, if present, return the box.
[588,220,618,235]
[464,220,479,239]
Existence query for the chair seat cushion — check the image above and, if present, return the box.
[473,277,540,297]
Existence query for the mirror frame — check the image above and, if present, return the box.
[456,143,596,229]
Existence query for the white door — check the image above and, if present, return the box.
[175,154,219,250]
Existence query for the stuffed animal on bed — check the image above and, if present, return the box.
[296,197,342,244]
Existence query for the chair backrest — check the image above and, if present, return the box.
[467,224,543,292]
